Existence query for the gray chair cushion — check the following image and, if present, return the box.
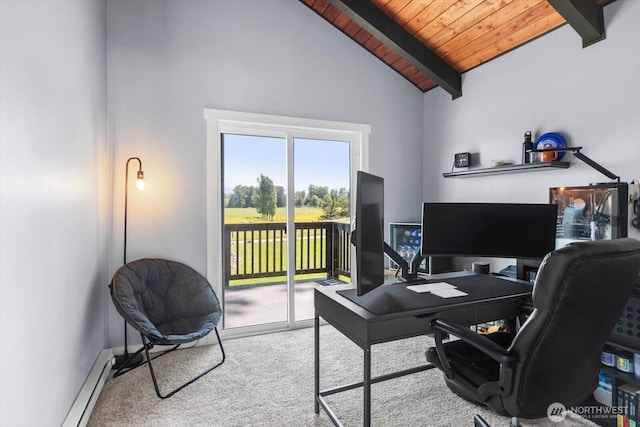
[110,259,222,345]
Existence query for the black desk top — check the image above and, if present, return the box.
[315,271,532,347]
[336,273,533,315]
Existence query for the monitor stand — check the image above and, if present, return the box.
[384,242,424,281]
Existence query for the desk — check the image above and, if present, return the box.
[314,272,532,426]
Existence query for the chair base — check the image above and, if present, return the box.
[112,352,144,371]
[113,327,226,399]
[112,346,150,376]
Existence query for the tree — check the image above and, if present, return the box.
[307,194,321,207]
[320,188,350,220]
[294,190,306,207]
[256,174,276,220]
[307,184,329,201]
[275,186,286,208]
[227,184,255,208]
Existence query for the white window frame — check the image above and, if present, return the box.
[204,108,370,338]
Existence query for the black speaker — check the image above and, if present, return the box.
[472,261,490,274]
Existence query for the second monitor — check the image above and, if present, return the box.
[421,202,558,260]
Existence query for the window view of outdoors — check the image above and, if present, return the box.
[222,134,351,329]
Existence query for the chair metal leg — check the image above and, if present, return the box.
[510,417,522,427]
[474,414,491,427]
[143,327,226,399]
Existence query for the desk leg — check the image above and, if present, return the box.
[314,313,320,414]
[363,346,371,427]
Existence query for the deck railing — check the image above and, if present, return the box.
[223,221,351,285]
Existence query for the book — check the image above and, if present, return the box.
[618,384,640,427]
[618,383,628,427]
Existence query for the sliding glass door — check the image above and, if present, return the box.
[205,109,369,337]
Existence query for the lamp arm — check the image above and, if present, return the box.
[572,150,620,182]
[528,146,620,182]
[126,156,143,172]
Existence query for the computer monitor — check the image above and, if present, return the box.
[352,172,426,296]
[353,171,385,296]
[421,202,558,259]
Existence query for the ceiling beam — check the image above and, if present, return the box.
[329,0,462,99]
[548,0,605,47]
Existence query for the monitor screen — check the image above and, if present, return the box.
[421,202,558,259]
[354,171,385,296]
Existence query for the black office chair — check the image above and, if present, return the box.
[426,238,640,427]
[110,258,225,398]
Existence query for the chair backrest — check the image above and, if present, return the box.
[505,238,640,418]
[110,258,221,344]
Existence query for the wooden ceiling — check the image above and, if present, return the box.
[301,0,611,98]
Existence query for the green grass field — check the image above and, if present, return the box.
[224,206,348,224]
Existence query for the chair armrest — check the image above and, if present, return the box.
[431,319,516,366]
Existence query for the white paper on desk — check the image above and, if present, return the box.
[407,282,456,293]
[430,288,468,298]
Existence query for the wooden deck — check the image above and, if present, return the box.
[222,278,347,329]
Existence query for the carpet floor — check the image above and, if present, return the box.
[88,326,599,426]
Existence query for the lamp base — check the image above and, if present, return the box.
[112,353,144,371]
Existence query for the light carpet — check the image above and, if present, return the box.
[88,326,599,426]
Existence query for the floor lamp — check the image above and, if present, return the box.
[113,157,145,370]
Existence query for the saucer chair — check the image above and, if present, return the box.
[110,258,225,398]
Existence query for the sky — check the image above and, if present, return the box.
[223,134,351,194]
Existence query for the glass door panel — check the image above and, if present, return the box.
[222,134,288,329]
[292,138,351,322]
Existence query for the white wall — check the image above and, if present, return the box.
[0,1,109,426]
[422,0,640,271]
[106,0,424,347]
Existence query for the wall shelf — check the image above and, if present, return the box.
[443,161,570,178]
